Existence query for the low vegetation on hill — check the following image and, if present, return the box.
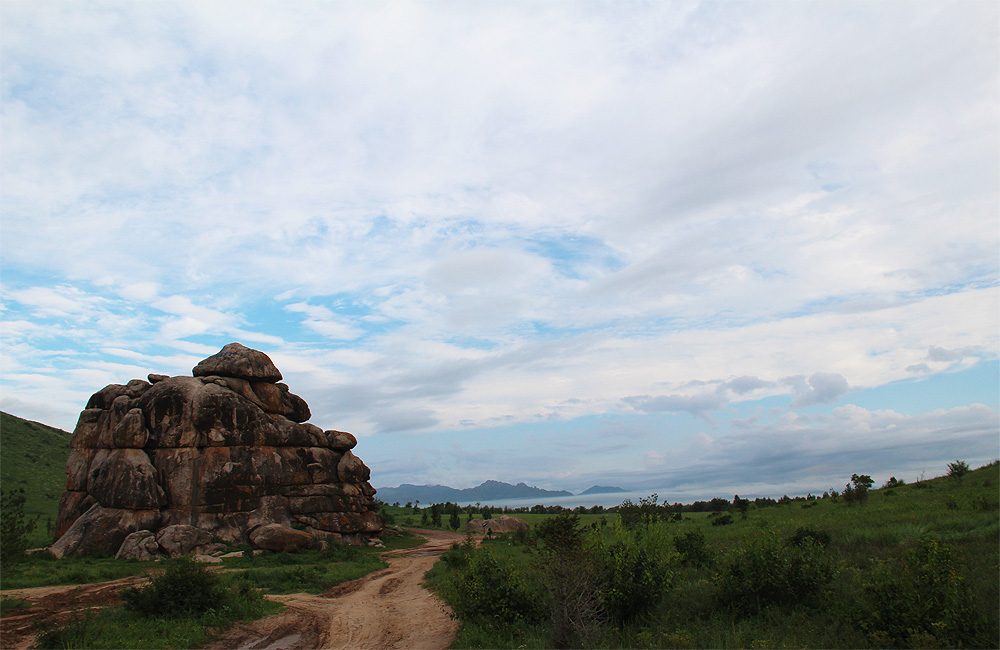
[0,411,71,546]
[424,461,999,649]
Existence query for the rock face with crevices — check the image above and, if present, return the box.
[52,343,382,557]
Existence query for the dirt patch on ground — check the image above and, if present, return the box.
[208,528,467,650]
[0,574,151,650]
[1,528,468,650]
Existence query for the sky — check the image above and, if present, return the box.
[1,1,998,504]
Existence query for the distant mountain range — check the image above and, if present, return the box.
[579,485,627,495]
[375,480,625,504]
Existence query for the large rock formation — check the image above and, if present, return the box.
[462,515,530,534]
[52,343,382,557]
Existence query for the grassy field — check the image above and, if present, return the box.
[385,506,610,531]
[0,411,72,546]
[424,462,1000,649]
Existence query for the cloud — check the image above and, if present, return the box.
[785,372,850,408]
[927,345,988,363]
[1,0,997,488]
[720,376,774,395]
[623,392,730,420]
[284,302,364,340]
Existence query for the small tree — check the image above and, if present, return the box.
[947,460,970,480]
[1,489,37,564]
[843,474,874,506]
[449,510,461,530]
[733,495,750,519]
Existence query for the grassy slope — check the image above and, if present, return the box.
[425,463,1000,649]
[0,411,72,545]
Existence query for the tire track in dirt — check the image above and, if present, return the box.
[0,574,152,650]
[208,528,467,650]
[0,529,465,650]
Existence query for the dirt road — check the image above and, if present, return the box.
[211,528,467,650]
[0,573,152,650]
[0,528,466,650]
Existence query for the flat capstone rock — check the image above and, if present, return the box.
[192,342,282,382]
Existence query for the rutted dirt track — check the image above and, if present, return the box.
[0,574,152,650]
[0,529,465,650]
[210,528,465,650]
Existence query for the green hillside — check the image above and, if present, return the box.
[424,462,1000,649]
[0,411,72,545]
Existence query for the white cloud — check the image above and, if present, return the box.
[1,1,996,489]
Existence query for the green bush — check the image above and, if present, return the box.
[440,539,475,570]
[594,524,673,624]
[673,530,711,567]
[843,474,874,506]
[788,526,831,547]
[859,539,988,648]
[447,547,544,625]
[121,557,227,617]
[1,489,37,564]
[947,460,970,480]
[715,532,834,616]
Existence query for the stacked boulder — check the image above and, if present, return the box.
[52,343,382,558]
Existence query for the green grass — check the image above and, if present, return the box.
[0,411,72,546]
[34,569,283,650]
[385,506,610,532]
[0,553,158,590]
[222,531,423,594]
[426,462,1000,649]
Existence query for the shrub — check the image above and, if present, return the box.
[534,513,586,554]
[711,513,734,526]
[947,459,970,480]
[617,494,670,529]
[883,476,905,488]
[594,523,673,624]
[788,526,831,547]
[0,489,36,564]
[715,532,834,616]
[843,474,874,506]
[534,514,603,648]
[121,557,227,617]
[447,547,544,625]
[440,538,475,570]
[673,530,711,567]
[859,539,988,648]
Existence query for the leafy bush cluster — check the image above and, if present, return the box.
[673,529,711,567]
[121,557,231,616]
[1,489,37,564]
[859,539,987,648]
[715,531,835,616]
[446,546,545,625]
[842,473,874,506]
[37,558,270,649]
[594,523,673,625]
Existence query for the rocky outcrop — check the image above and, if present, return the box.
[52,343,382,557]
[462,515,530,534]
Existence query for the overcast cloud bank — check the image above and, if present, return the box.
[2,1,997,496]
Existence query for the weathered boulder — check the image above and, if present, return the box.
[156,524,212,557]
[193,342,282,382]
[52,343,383,556]
[116,530,161,561]
[88,449,167,510]
[50,504,160,558]
[463,516,531,534]
[249,523,313,552]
